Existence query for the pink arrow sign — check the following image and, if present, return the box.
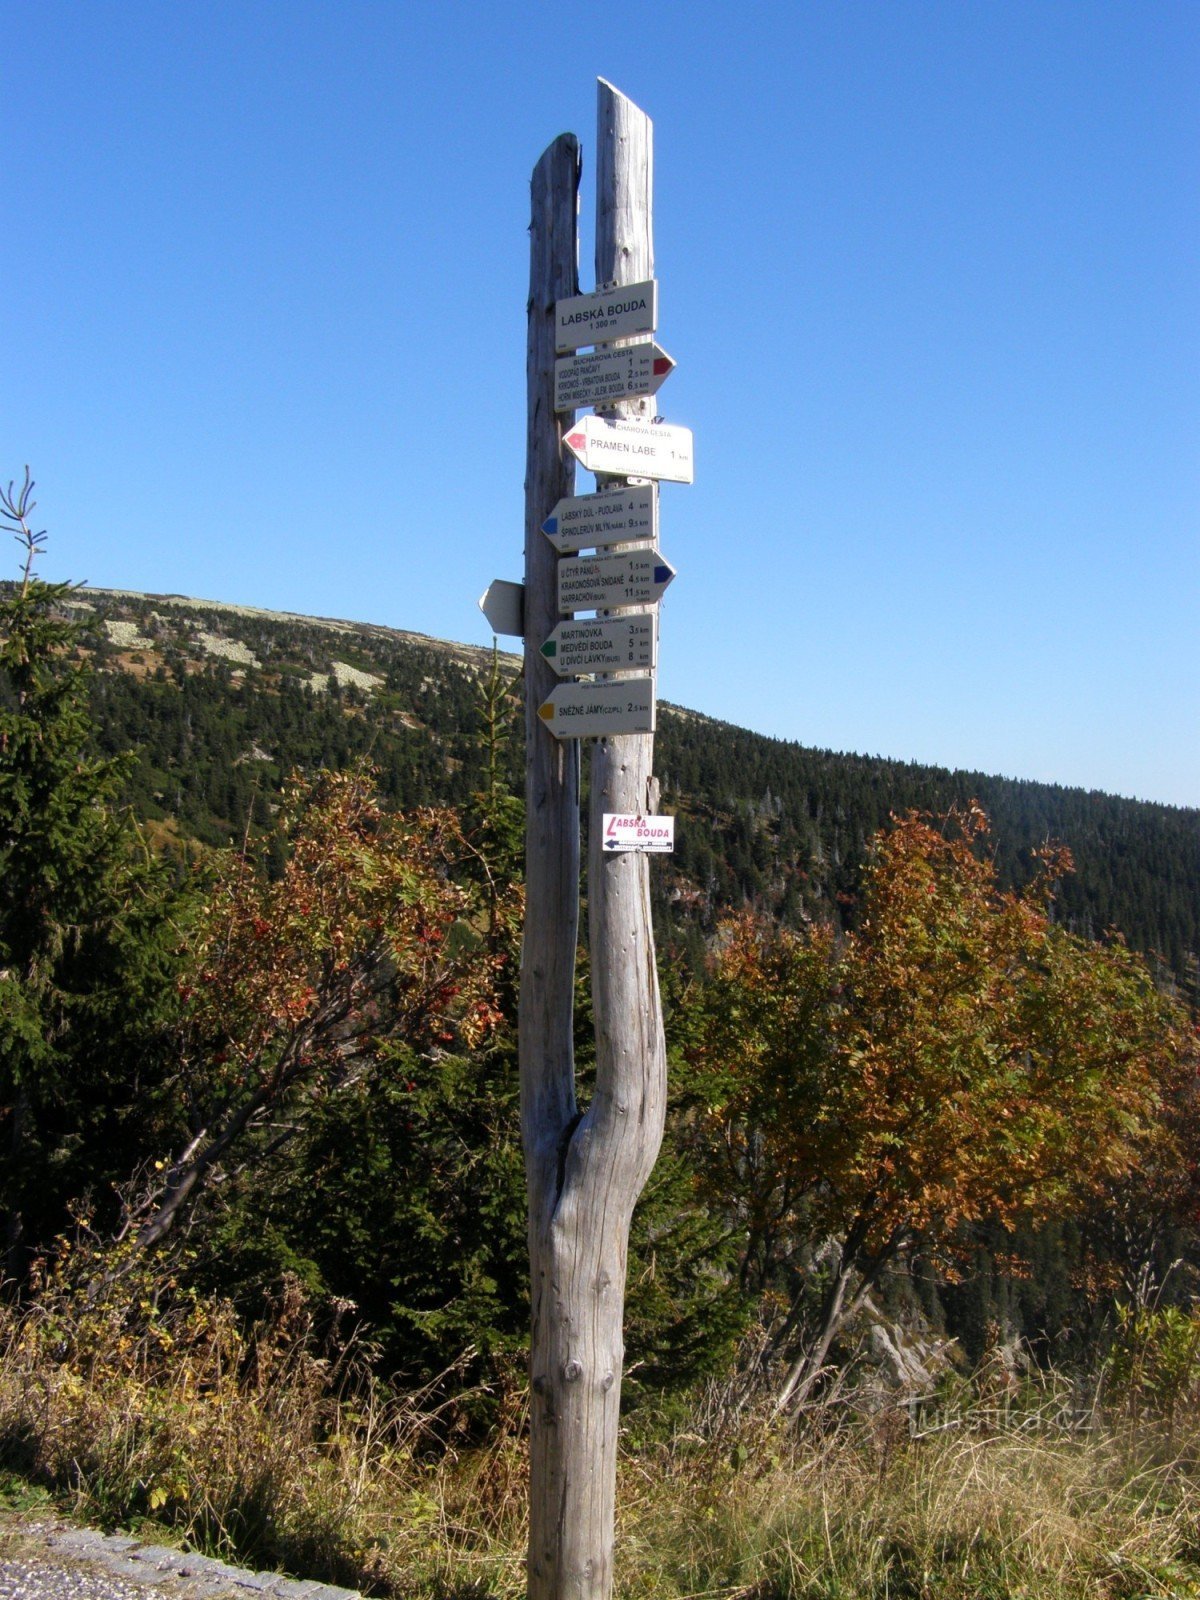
[562,416,694,485]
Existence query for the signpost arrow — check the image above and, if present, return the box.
[562,416,694,484]
[538,677,656,739]
[554,341,674,412]
[478,579,524,637]
[542,485,657,553]
[540,614,656,677]
[602,812,675,853]
[557,548,675,613]
[554,279,657,353]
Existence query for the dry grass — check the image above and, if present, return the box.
[617,1410,1200,1598]
[2,1250,1199,1598]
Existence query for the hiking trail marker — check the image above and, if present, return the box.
[540,614,656,676]
[542,485,657,553]
[537,676,656,740]
[562,415,694,484]
[554,341,674,411]
[557,548,675,613]
[602,812,675,853]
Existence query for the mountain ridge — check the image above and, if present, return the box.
[73,585,1197,813]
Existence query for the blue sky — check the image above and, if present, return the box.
[5,1,1197,807]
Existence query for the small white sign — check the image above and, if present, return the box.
[542,486,657,553]
[601,813,675,853]
[538,678,656,739]
[555,280,658,353]
[563,416,694,485]
[554,341,674,411]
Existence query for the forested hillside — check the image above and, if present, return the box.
[47,585,1200,995]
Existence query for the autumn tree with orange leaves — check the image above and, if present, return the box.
[684,805,1190,1413]
[119,764,509,1261]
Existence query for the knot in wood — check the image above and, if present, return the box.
[562,1358,583,1383]
[532,1373,549,1395]
[601,1370,615,1392]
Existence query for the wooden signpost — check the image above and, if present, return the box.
[510,79,691,1600]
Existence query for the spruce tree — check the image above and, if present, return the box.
[0,471,178,1277]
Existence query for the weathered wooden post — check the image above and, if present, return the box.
[506,80,689,1600]
[520,129,585,1596]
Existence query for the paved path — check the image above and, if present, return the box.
[0,1517,361,1600]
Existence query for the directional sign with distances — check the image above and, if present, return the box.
[540,615,656,677]
[554,342,674,411]
[602,813,675,853]
[558,549,675,614]
[538,678,656,739]
[542,486,657,553]
[563,416,694,484]
[555,280,657,353]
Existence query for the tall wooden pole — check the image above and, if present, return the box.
[588,83,666,1191]
[522,84,668,1600]
[522,136,581,1236]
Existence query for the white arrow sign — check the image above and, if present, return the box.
[538,678,656,739]
[540,615,656,677]
[555,279,657,353]
[478,579,524,637]
[554,341,674,412]
[542,486,657,553]
[558,549,675,614]
[563,416,694,485]
[602,813,675,853]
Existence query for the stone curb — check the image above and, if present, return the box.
[2,1518,361,1600]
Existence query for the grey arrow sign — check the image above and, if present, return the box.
[478,579,524,637]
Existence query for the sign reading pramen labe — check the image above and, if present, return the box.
[555,280,658,353]
[562,416,694,485]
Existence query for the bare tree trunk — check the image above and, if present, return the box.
[773,1227,903,1416]
[522,83,668,1600]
